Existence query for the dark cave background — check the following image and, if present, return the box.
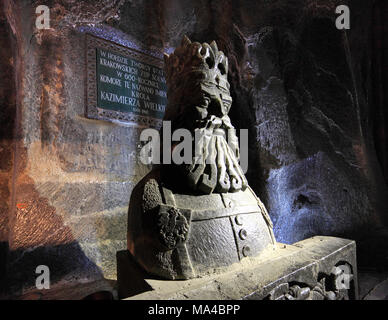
[107,0,388,259]
[0,0,387,298]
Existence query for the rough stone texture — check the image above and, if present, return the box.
[118,236,358,300]
[363,279,388,300]
[0,0,150,298]
[359,271,388,299]
[0,0,387,298]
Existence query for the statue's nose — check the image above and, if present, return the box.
[208,96,224,118]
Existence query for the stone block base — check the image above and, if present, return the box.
[117,236,358,300]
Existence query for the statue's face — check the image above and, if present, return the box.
[184,74,233,131]
[196,81,232,120]
[176,75,247,194]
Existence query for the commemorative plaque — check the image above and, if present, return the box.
[86,35,167,127]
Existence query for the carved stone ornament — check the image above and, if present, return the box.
[158,206,189,250]
[127,36,276,280]
[266,263,355,300]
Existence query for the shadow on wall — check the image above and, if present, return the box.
[0,175,114,300]
[1,242,105,299]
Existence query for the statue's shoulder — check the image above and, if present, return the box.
[130,167,163,213]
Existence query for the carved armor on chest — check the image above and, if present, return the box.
[128,171,275,279]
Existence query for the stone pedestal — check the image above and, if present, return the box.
[117,236,358,300]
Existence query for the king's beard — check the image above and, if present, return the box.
[176,115,248,194]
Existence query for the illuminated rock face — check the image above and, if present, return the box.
[127,37,275,280]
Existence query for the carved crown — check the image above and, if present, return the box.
[164,36,229,90]
[163,36,230,121]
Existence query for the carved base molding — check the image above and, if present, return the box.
[117,236,358,300]
[265,268,354,300]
